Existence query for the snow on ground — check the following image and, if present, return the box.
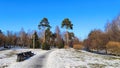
[45,48,120,68]
[0,47,120,68]
[0,47,48,68]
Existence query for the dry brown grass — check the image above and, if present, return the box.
[64,45,69,49]
[106,41,120,55]
[73,44,83,50]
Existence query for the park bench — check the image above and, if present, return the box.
[16,51,34,62]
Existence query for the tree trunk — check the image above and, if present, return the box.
[97,45,99,53]
[33,35,35,49]
[33,38,35,49]
[105,47,107,54]
[66,31,69,47]
[43,29,46,43]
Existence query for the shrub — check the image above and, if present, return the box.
[42,42,50,50]
[58,42,64,49]
[35,40,41,48]
[106,41,120,55]
[30,40,40,48]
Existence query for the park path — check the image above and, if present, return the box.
[23,50,53,68]
[8,50,53,68]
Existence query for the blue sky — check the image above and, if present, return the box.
[0,0,120,40]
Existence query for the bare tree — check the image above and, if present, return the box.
[86,29,107,52]
[105,15,120,42]
[12,33,17,47]
[0,30,5,47]
[19,28,27,47]
[55,26,63,48]
[6,31,13,47]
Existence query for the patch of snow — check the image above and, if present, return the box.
[45,48,120,68]
[1,47,120,68]
[7,50,48,68]
[0,47,48,68]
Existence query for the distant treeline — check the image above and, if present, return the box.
[0,18,80,50]
[1,15,120,56]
